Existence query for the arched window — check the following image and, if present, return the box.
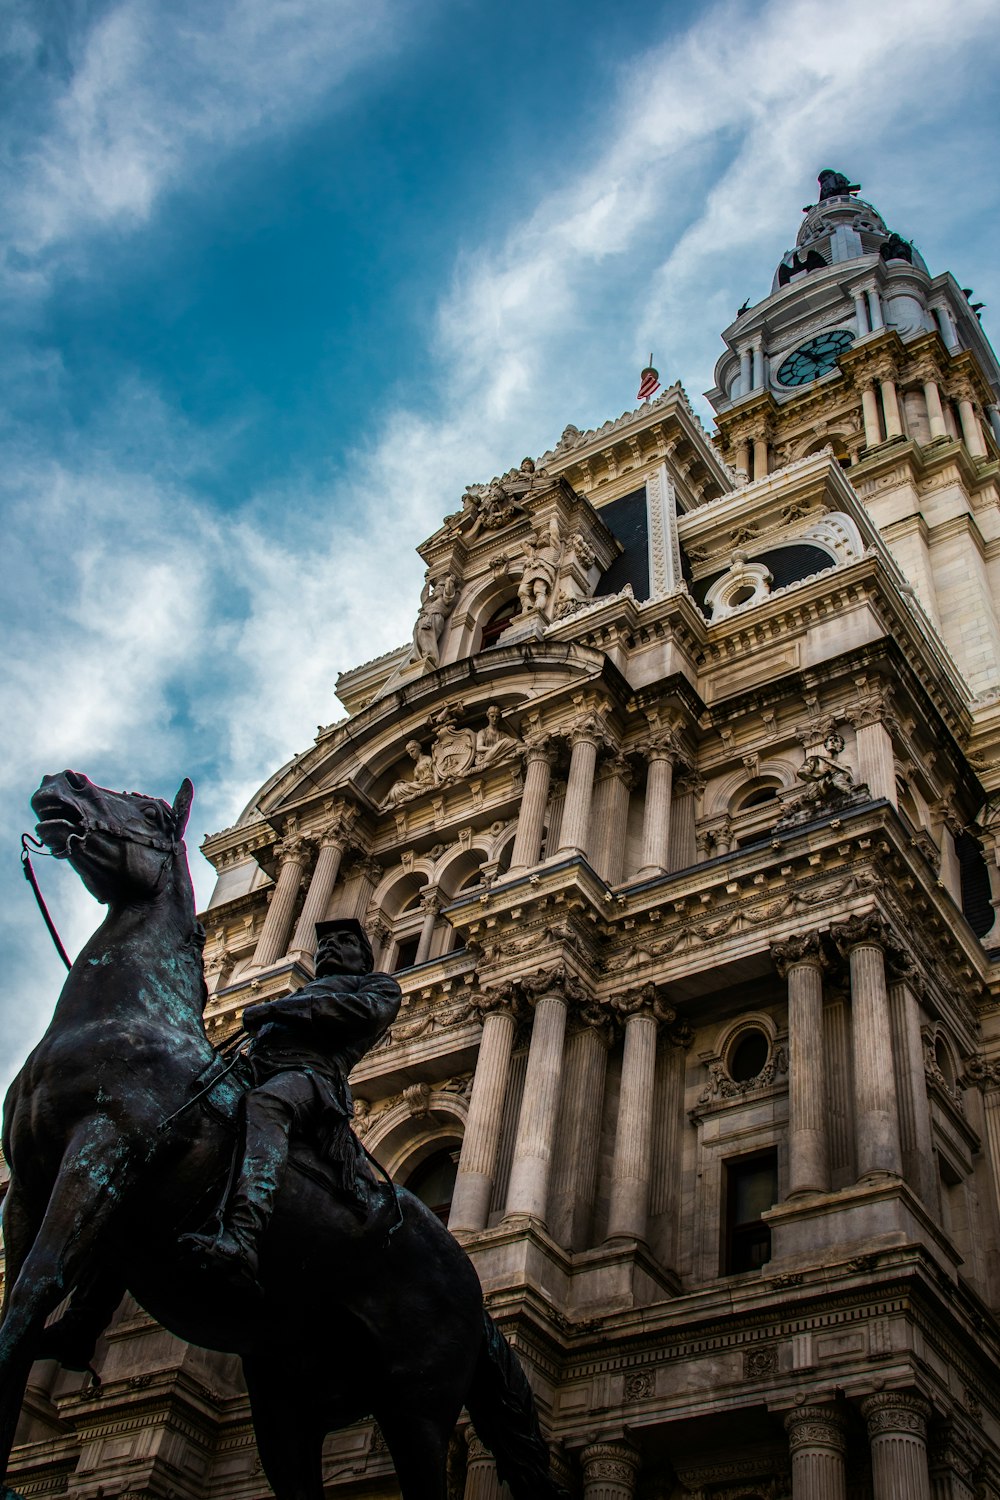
[404,1149,459,1223]
[956,831,994,939]
[479,598,518,650]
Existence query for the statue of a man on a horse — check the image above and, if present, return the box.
[0,770,564,1500]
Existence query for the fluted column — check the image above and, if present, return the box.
[581,1441,640,1500]
[785,1404,847,1500]
[464,1431,503,1499]
[504,972,571,1224]
[637,733,678,877]
[589,754,633,885]
[735,437,751,480]
[548,1013,611,1249]
[288,820,353,958]
[607,985,670,1242]
[414,887,441,965]
[557,715,605,857]
[957,391,988,458]
[923,379,948,440]
[833,913,903,1179]
[753,433,769,478]
[854,290,870,335]
[861,1392,932,1500]
[862,383,883,446]
[739,347,752,393]
[888,978,935,1205]
[772,933,830,1196]
[450,994,518,1233]
[881,375,903,440]
[867,287,885,330]
[933,303,960,351]
[252,836,309,968]
[509,739,554,872]
[848,691,897,805]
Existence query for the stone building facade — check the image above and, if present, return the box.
[10,172,1000,1498]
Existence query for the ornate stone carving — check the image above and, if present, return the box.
[517,516,563,617]
[581,1440,640,1485]
[613,982,676,1027]
[831,909,892,956]
[784,1403,847,1452]
[409,570,460,667]
[623,1370,653,1401]
[770,931,828,976]
[380,740,437,810]
[743,1346,778,1379]
[471,705,522,771]
[861,1390,931,1438]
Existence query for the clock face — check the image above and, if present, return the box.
[775,329,854,387]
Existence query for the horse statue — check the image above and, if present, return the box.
[0,771,564,1500]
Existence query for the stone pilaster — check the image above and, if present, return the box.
[504,970,574,1225]
[833,912,903,1179]
[548,1008,612,1250]
[862,382,883,446]
[772,932,830,1196]
[589,754,634,885]
[509,737,554,872]
[861,1391,932,1500]
[581,1441,640,1500]
[557,714,606,857]
[606,985,674,1243]
[637,731,679,878]
[887,977,936,1206]
[847,687,897,806]
[414,887,442,965]
[784,1403,847,1500]
[251,835,309,968]
[449,991,519,1234]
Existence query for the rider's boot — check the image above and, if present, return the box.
[181,1103,291,1290]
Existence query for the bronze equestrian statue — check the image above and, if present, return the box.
[0,771,563,1500]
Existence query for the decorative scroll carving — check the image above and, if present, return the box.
[770,931,828,976]
[861,1390,931,1437]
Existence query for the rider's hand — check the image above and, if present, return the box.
[242,1001,273,1032]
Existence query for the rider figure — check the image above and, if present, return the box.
[183,918,401,1288]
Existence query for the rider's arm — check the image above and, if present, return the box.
[244,974,401,1041]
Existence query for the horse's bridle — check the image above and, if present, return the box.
[21,812,181,971]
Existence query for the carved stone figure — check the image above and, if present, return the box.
[473,706,522,770]
[4,770,564,1499]
[430,704,477,780]
[796,732,857,802]
[410,572,459,666]
[517,517,562,615]
[381,740,436,809]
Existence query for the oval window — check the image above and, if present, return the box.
[729,1029,769,1083]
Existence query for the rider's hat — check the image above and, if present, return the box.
[315,918,369,947]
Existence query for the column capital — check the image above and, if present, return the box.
[274,833,309,866]
[638,728,681,764]
[860,1390,931,1438]
[581,1440,640,1484]
[831,909,891,956]
[566,709,609,749]
[597,751,636,789]
[519,964,585,1008]
[845,678,895,730]
[419,886,442,914]
[613,982,676,1028]
[783,1402,847,1453]
[771,931,828,977]
[523,731,556,765]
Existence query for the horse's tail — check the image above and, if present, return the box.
[465,1310,566,1499]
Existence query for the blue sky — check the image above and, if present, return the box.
[3,0,1000,1088]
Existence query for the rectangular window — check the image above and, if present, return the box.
[724,1150,778,1274]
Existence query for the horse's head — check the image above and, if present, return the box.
[31,771,194,906]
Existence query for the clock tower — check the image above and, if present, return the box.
[708,169,1000,700]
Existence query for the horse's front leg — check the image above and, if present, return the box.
[0,1127,132,1482]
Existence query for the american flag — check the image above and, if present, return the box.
[637,357,660,402]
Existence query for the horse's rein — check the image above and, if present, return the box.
[21,833,72,971]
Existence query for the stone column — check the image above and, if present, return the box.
[414,888,441,965]
[854,290,870,335]
[923,378,948,440]
[606,986,666,1242]
[549,1012,612,1249]
[887,978,936,1206]
[751,342,763,391]
[833,913,904,1180]
[988,404,1000,447]
[288,821,353,958]
[344,854,382,920]
[637,733,678,877]
[880,375,903,440]
[933,303,960,350]
[589,754,634,885]
[784,1404,847,1500]
[862,383,883,446]
[464,1431,504,1499]
[450,994,518,1234]
[509,738,554,872]
[557,715,605,858]
[957,392,988,458]
[753,433,769,478]
[772,933,830,1196]
[848,691,897,805]
[867,287,885,330]
[739,347,752,394]
[581,1441,640,1500]
[251,836,309,968]
[504,973,571,1225]
[861,1392,932,1500]
[735,437,751,481]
